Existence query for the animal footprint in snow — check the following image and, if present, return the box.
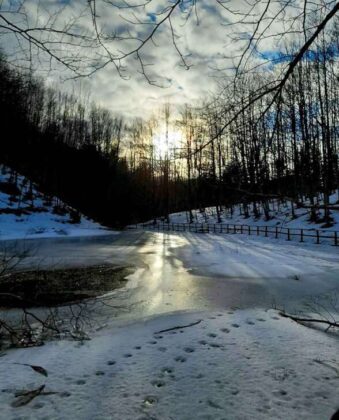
[207,399,222,409]
[107,360,116,365]
[59,391,71,398]
[220,328,230,333]
[184,347,195,353]
[75,379,86,385]
[272,389,288,398]
[143,396,157,407]
[231,324,240,328]
[257,318,266,322]
[246,320,255,325]
[123,353,133,358]
[209,343,222,348]
[95,371,105,376]
[207,333,218,338]
[174,356,186,363]
[161,367,174,375]
[151,380,165,388]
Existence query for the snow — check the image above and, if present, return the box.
[114,231,339,316]
[1,230,338,419]
[0,166,115,240]
[0,309,338,420]
[0,212,115,240]
[1,166,339,420]
[173,231,339,280]
[166,190,339,232]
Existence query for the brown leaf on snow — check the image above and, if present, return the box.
[30,365,48,377]
[12,362,48,377]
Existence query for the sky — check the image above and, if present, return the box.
[0,0,335,119]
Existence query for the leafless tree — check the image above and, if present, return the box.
[1,0,337,88]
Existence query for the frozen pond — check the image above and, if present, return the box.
[2,230,339,320]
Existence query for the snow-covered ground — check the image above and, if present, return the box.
[0,166,114,240]
[166,190,339,231]
[0,308,338,420]
[1,230,338,419]
[0,212,114,240]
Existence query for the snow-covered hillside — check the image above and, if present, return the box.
[167,191,339,231]
[0,165,114,240]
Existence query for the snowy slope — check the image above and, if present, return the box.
[0,165,114,240]
[0,309,338,420]
[167,191,339,231]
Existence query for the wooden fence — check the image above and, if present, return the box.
[128,222,339,246]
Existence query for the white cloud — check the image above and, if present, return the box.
[1,0,335,118]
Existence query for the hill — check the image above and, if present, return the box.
[0,165,113,240]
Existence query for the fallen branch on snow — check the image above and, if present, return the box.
[279,312,339,331]
[154,319,202,334]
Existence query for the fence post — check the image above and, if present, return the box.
[240,225,243,234]
[214,224,216,233]
[257,226,259,236]
[265,226,268,237]
[227,224,229,234]
[233,225,236,234]
[287,228,291,241]
[300,229,304,243]
[316,230,320,245]
[334,231,338,247]
[275,226,278,239]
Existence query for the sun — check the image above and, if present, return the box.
[153,127,182,158]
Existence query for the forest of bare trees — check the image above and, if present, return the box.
[116,21,339,226]
[0,3,338,227]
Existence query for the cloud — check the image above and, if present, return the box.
[1,0,334,119]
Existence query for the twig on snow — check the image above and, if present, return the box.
[279,311,339,331]
[154,319,202,334]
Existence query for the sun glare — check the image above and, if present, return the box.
[153,127,182,157]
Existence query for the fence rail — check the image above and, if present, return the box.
[128,222,339,246]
